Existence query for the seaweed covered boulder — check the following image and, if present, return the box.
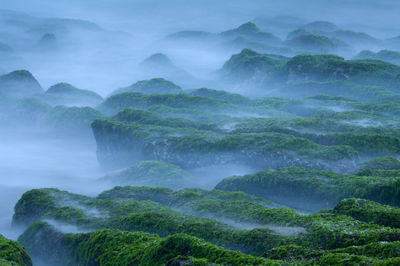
[91,118,358,171]
[12,188,91,228]
[111,78,182,95]
[215,167,400,211]
[310,133,400,157]
[113,108,218,131]
[102,160,192,189]
[41,82,103,106]
[97,186,298,228]
[98,91,233,116]
[329,30,380,48]
[0,96,104,136]
[189,88,252,105]
[9,98,52,125]
[264,242,400,264]
[359,156,400,171]
[219,48,286,82]
[138,54,196,87]
[218,50,400,89]
[46,105,105,136]
[18,223,278,265]
[332,198,400,228]
[275,80,398,101]
[0,234,32,266]
[17,222,66,265]
[14,186,400,264]
[284,54,400,87]
[12,189,58,227]
[0,70,43,99]
[285,34,349,53]
[18,221,400,265]
[220,22,281,45]
[13,188,291,255]
[355,49,400,65]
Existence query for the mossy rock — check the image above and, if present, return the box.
[219,48,285,81]
[285,34,348,53]
[360,157,400,170]
[0,70,43,99]
[215,167,400,211]
[18,222,280,265]
[41,82,103,106]
[355,49,400,65]
[332,198,400,228]
[0,234,32,266]
[13,186,400,262]
[98,91,231,116]
[112,78,182,95]
[220,22,281,45]
[102,160,192,189]
[91,118,358,171]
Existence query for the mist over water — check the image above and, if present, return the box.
[1,0,399,95]
[1,1,400,264]
[0,129,105,239]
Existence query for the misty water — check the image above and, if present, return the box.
[0,130,104,239]
[1,0,400,265]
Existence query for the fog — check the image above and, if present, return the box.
[1,0,400,95]
[1,1,400,264]
[0,129,106,239]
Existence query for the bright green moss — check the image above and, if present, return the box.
[98,186,173,202]
[264,244,323,262]
[332,198,400,228]
[360,157,400,170]
[333,241,400,259]
[12,188,91,227]
[141,233,279,265]
[13,187,288,255]
[12,189,57,227]
[19,223,279,265]
[215,167,400,210]
[310,133,400,156]
[14,186,400,263]
[99,186,299,229]
[318,253,374,265]
[0,234,32,266]
[298,212,400,249]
